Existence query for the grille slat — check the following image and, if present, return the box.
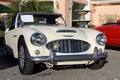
[68,40,71,53]
[46,39,90,53]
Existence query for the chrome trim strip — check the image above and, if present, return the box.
[27,51,108,64]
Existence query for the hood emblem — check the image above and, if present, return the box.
[63,35,73,37]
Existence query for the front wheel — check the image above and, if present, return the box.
[88,58,106,70]
[18,38,34,75]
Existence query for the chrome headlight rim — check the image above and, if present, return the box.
[96,33,107,46]
[30,32,47,46]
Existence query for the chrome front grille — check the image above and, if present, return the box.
[46,39,90,53]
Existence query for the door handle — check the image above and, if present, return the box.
[13,35,17,37]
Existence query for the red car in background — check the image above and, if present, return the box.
[95,21,120,47]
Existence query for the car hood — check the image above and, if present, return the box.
[24,25,94,42]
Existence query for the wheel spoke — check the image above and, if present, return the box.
[18,39,34,75]
[19,46,25,69]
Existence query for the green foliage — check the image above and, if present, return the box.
[105,15,116,24]
[9,0,20,13]
[6,0,53,28]
[87,23,96,28]
[21,0,53,13]
[9,0,54,13]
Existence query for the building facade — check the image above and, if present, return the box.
[91,0,120,26]
[55,0,91,26]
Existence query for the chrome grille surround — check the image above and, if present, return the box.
[46,39,90,53]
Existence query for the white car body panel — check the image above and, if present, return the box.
[6,25,104,58]
[5,12,107,66]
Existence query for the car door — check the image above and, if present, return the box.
[105,24,120,46]
[5,15,20,55]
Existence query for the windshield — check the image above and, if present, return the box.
[17,13,66,26]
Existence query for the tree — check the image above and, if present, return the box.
[9,0,54,13]
[22,0,53,13]
[6,0,53,27]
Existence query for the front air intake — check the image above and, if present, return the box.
[56,30,76,33]
[46,39,90,53]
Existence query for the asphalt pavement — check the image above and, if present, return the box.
[0,46,120,80]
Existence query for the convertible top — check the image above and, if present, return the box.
[10,12,64,30]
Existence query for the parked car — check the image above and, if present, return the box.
[0,25,5,47]
[5,12,108,75]
[94,21,120,47]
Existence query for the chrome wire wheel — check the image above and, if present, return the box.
[19,45,25,70]
[18,38,34,75]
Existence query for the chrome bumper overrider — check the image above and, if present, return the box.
[27,51,108,65]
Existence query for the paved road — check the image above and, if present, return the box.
[0,47,120,80]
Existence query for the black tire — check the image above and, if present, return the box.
[88,58,106,70]
[18,38,34,75]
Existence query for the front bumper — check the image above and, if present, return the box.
[27,51,108,65]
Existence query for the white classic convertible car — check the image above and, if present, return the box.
[5,12,108,75]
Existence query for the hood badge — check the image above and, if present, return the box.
[63,35,73,37]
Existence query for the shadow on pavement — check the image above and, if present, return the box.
[0,46,18,70]
[0,56,18,70]
[53,65,87,71]
[0,45,111,73]
[106,46,120,51]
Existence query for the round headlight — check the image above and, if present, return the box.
[30,33,47,46]
[96,33,107,46]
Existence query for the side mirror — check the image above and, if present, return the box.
[18,22,24,27]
